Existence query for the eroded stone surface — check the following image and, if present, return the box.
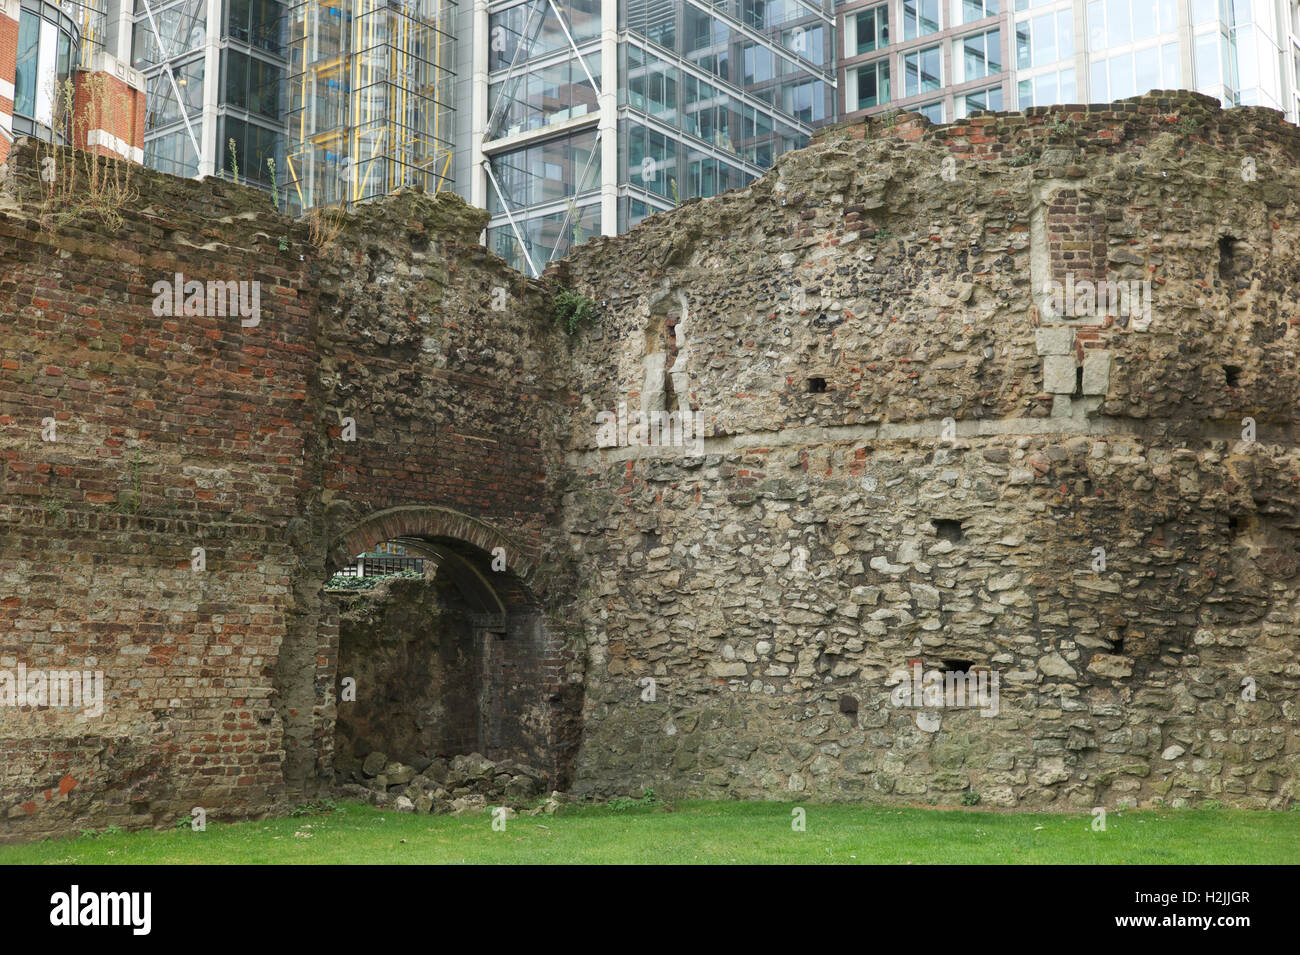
[553,92,1300,812]
[1,91,1299,841]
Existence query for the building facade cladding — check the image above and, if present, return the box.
[3,0,144,164]
[130,0,457,211]
[9,0,80,147]
[131,0,285,183]
[836,0,1300,125]
[478,0,837,276]
[132,0,223,179]
[283,0,458,213]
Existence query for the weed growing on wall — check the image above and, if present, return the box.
[307,203,346,254]
[34,75,139,232]
[552,290,597,335]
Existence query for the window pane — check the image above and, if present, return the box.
[14,13,39,118]
[1032,13,1055,63]
[1090,59,1107,99]
[1196,31,1221,88]
[1057,11,1074,58]
[905,0,940,40]
[1035,70,1057,105]
[1133,3,1157,41]
[1106,0,1131,45]
[906,46,942,95]
[986,28,1002,72]
[36,19,57,126]
[1135,48,1160,93]
[1087,0,1105,50]
[1161,41,1180,86]
[1110,54,1135,99]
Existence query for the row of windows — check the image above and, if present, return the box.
[854,29,1254,115]
[846,0,1002,58]
[846,0,1255,73]
[846,83,1003,123]
[1086,0,1179,51]
[845,0,1285,114]
[846,3,1172,74]
[847,27,1002,111]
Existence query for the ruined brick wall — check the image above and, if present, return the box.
[0,141,576,840]
[554,92,1300,810]
[3,89,1298,838]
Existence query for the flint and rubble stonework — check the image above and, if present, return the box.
[556,91,1299,811]
[0,91,1297,840]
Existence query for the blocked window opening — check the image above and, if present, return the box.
[1224,365,1242,387]
[1218,235,1240,281]
[807,377,827,393]
[943,659,973,674]
[934,518,963,542]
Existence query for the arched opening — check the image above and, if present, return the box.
[322,525,563,802]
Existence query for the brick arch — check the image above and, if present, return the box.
[328,505,545,598]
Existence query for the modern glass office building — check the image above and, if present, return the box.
[467,0,837,276]
[835,0,1300,125]
[129,0,457,207]
[118,0,1300,250]
[130,0,286,183]
[283,0,457,212]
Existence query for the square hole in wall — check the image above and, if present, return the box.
[1218,235,1240,281]
[934,518,963,542]
[1224,365,1242,388]
[942,659,973,674]
[807,377,827,393]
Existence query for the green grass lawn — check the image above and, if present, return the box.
[3,801,1297,864]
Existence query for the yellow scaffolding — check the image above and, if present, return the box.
[61,0,108,62]
[284,0,456,213]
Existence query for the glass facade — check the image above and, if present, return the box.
[838,0,1300,126]
[483,0,835,275]
[134,0,216,179]
[13,2,80,139]
[131,0,457,207]
[284,0,457,212]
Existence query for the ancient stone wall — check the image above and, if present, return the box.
[554,92,1300,810]
[1,91,1297,841]
[0,141,577,840]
